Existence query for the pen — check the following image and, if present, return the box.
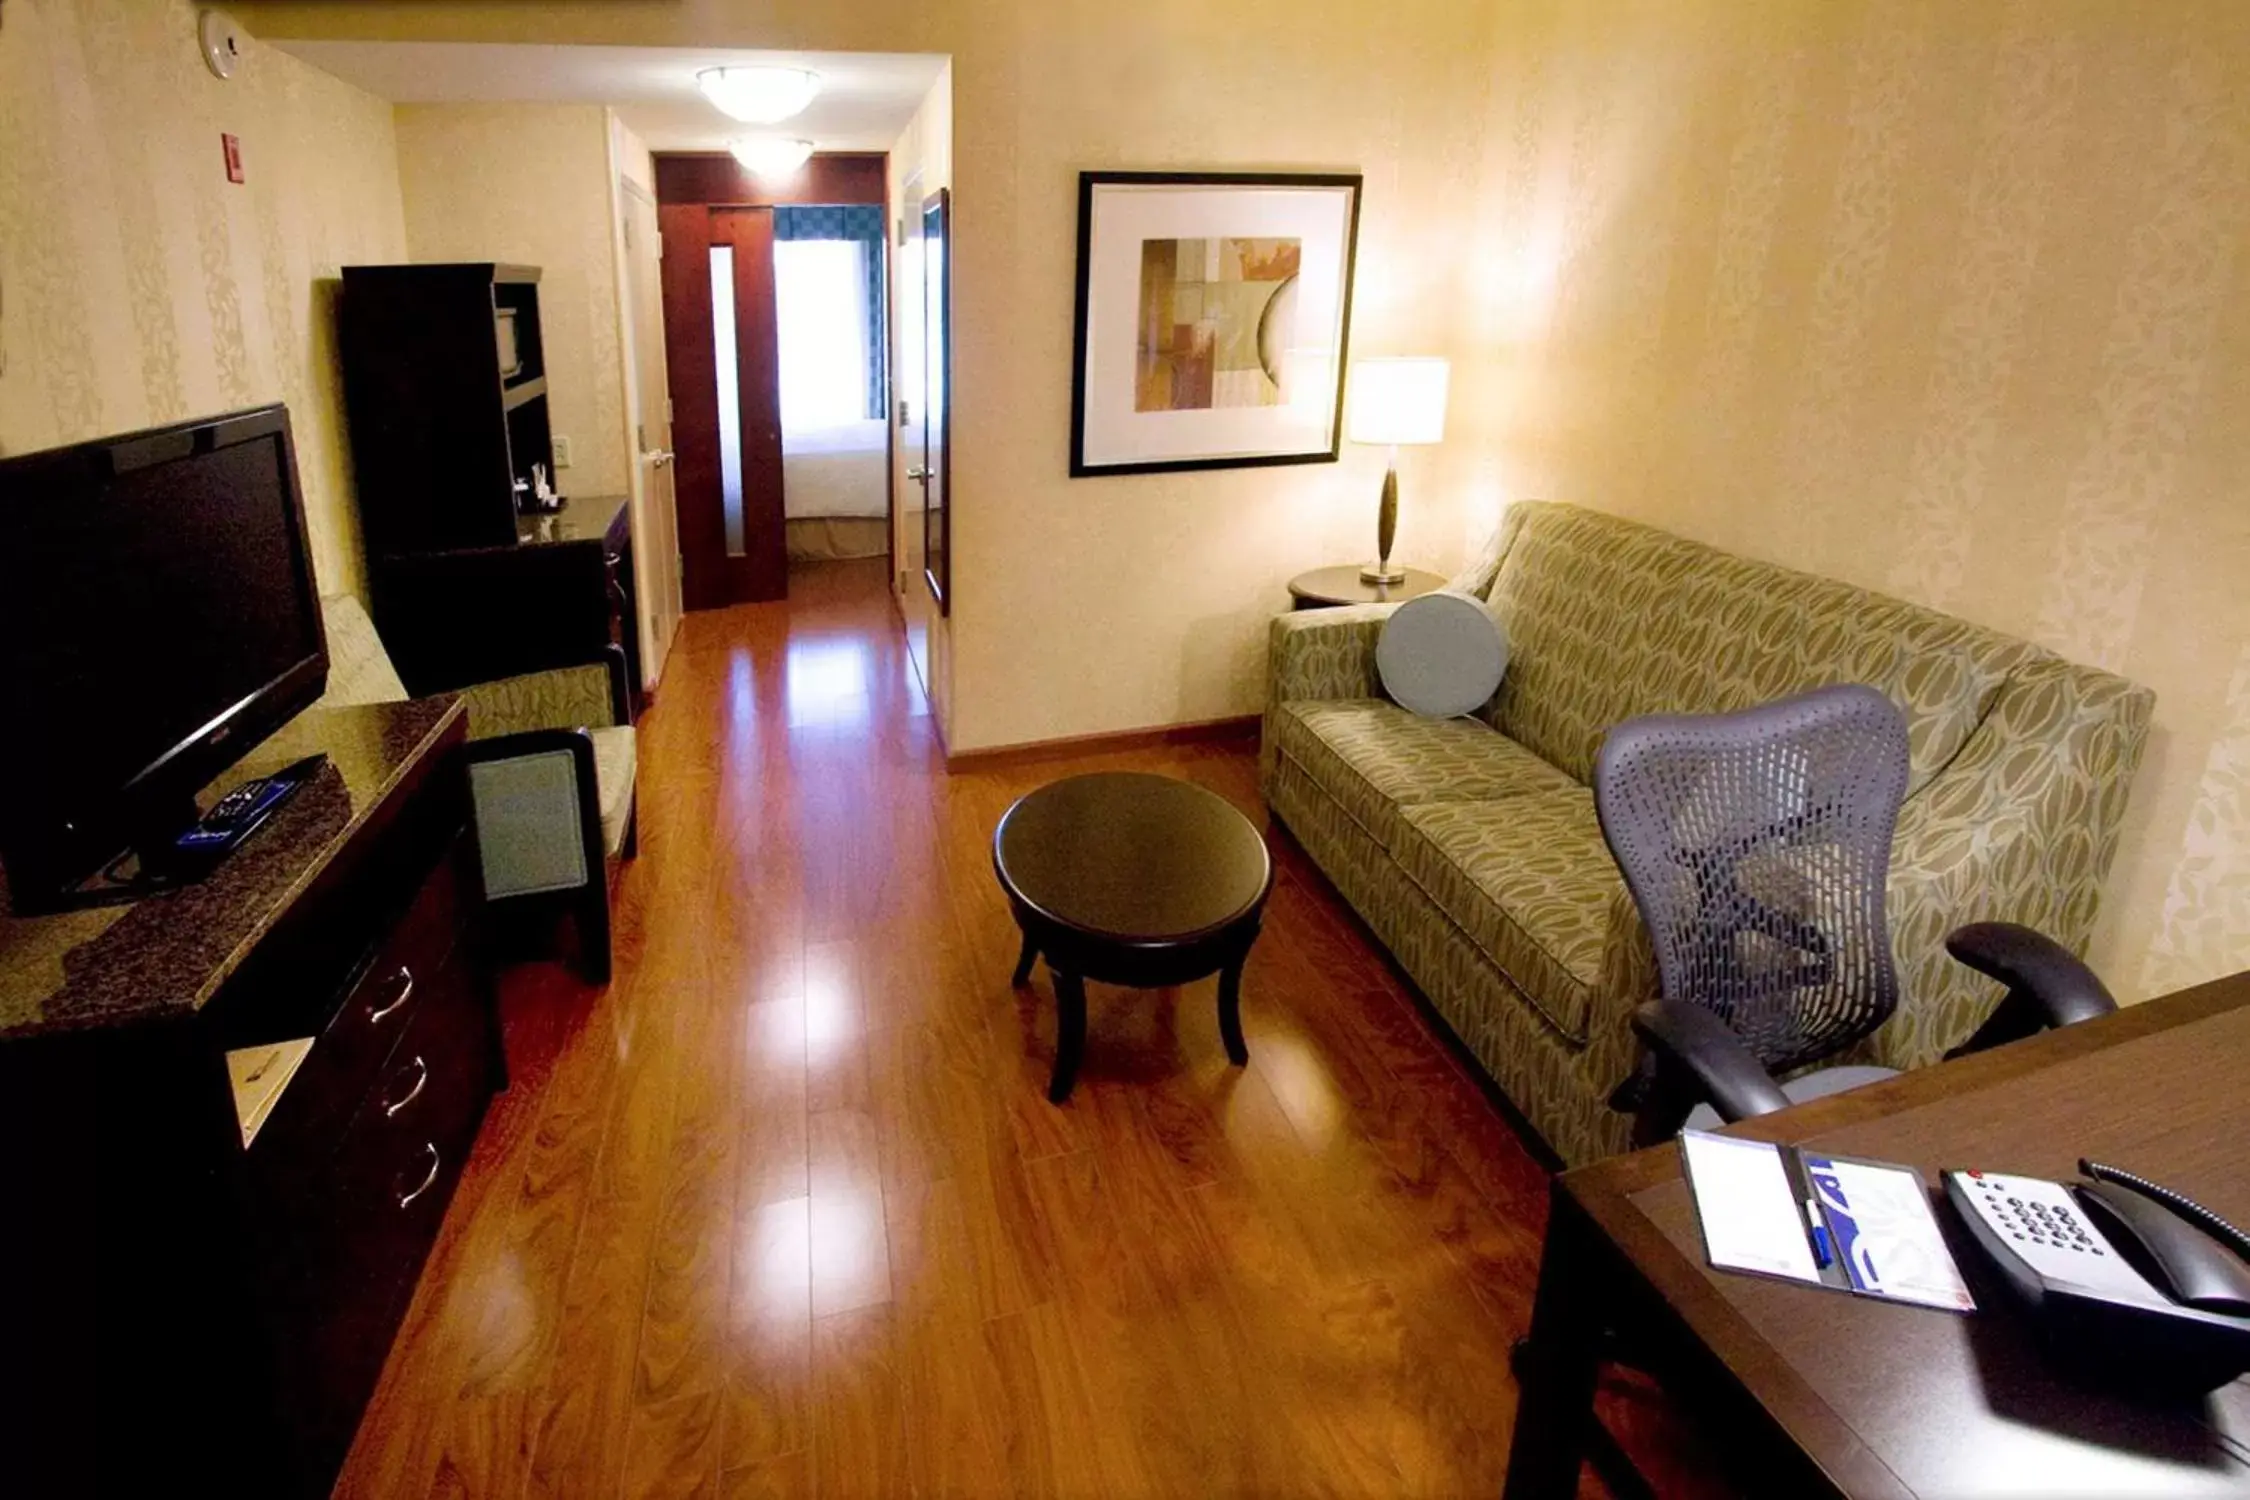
[1804,1196,1833,1268]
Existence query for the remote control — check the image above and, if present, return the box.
[173,754,328,856]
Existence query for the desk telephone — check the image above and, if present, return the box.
[1946,1159,2250,1391]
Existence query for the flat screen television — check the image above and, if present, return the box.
[0,404,329,912]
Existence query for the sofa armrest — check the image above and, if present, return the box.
[457,646,630,741]
[1266,603,1396,706]
[1871,655,2153,1070]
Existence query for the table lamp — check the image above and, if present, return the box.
[1346,357,1450,584]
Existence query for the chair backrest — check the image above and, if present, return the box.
[1595,683,1911,1075]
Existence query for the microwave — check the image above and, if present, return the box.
[495,307,523,380]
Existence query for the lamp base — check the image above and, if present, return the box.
[1359,563,1408,586]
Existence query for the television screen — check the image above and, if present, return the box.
[0,405,328,907]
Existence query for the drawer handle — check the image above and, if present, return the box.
[382,1054,430,1117]
[396,1143,442,1209]
[367,966,415,1024]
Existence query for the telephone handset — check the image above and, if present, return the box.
[1944,1159,2250,1392]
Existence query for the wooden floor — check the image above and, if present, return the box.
[337,559,1721,1498]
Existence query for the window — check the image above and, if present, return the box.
[775,239,872,434]
[708,245,745,557]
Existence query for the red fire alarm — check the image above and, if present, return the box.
[221,133,244,184]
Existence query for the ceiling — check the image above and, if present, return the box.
[272,42,947,151]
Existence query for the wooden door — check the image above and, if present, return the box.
[621,177,682,682]
[658,204,788,609]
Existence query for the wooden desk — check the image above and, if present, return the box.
[1504,974,2250,1499]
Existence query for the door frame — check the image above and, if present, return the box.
[652,152,889,610]
[920,187,952,616]
[614,170,681,686]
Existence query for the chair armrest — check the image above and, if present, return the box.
[597,643,632,727]
[1629,999,1792,1127]
[464,729,605,898]
[1941,921,2118,1058]
[1265,603,1396,706]
[458,645,630,741]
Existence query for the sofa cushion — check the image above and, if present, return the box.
[1476,503,2035,791]
[589,725,637,857]
[1391,792,1626,1044]
[1270,699,1575,848]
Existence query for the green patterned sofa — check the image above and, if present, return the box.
[1263,502,2153,1166]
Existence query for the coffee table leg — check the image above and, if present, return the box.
[1217,956,1250,1067]
[1011,929,1039,988]
[1048,971,1087,1104]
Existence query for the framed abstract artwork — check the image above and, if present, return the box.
[1070,171,1362,477]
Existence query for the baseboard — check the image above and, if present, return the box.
[944,713,1260,772]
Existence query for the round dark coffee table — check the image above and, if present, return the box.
[992,772,1274,1103]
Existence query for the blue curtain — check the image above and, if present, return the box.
[774,205,887,420]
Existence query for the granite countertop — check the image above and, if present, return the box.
[0,696,463,1042]
[515,493,627,548]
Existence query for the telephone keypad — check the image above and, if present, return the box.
[1952,1169,2164,1300]
[1976,1181,2104,1253]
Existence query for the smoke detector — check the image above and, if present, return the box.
[199,9,245,80]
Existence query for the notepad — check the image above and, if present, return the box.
[1680,1130,1823,1283]
[226,1037,315,1147]
[1680,1129,1974,1313]
[1802,1151,1976,1311]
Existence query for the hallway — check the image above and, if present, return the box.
[338,559,1712,1498]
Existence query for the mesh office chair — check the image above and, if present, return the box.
[1596,683,2117,1145]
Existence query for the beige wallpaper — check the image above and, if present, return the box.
[393,103,629,499]
[0,0,406,598]
[1454,0,2250,996]
[220,0,2250,997]
[236,0,1509,759]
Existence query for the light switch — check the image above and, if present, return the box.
[553,435,573,468]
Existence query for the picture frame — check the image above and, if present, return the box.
[1070,171,1362,478]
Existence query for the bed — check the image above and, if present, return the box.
[783,417,889,561]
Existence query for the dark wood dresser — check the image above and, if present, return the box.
[370,493,641,716]
[0,697,503,1498]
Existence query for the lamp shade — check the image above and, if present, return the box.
[730,136,816,179]
[1347,357,1450,446]
[698,66,821,124]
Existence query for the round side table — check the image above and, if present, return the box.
[1287,565,1450,610]
[992,772,1274,1103]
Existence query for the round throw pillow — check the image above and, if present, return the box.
[1376,590,1510,718]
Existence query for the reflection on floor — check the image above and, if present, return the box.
[336,556,1724,1498]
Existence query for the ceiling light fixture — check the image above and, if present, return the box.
[697,65,821,124]
[730,136,816,180]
